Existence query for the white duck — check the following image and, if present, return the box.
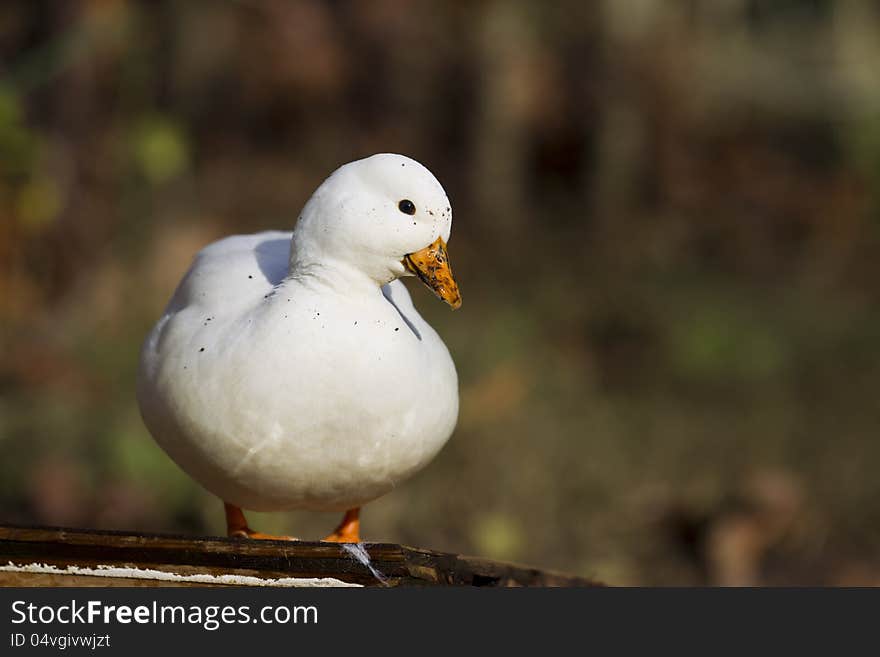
[137,154,461,542]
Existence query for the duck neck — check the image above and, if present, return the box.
[286,252,388,301]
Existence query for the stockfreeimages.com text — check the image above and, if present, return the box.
[11,600,317,631]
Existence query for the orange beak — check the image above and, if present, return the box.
[403,237,462,310]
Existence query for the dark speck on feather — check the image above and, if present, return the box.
[199,347,205,352]
[248,275,253,279]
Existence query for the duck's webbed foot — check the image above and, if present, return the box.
[224,502,298,541]
[321,508,361,543]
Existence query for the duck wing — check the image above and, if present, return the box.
[164,231,293,316]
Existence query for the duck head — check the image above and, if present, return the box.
[290,154,461,309]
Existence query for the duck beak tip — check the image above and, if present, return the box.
[403,237,462,310]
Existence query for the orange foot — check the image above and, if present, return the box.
[321,508,361,543]
[224,502,298,541]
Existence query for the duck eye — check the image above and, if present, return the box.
[398,199,416,215]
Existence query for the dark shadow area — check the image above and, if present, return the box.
[254,238,291,286]
[382,284,422,341]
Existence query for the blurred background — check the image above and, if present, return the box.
[1,0,879,585]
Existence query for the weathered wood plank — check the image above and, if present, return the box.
[0,571,223,587]
[0,524,601,587]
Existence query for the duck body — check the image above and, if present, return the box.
[138,231,458,512]
[137,154,461,519]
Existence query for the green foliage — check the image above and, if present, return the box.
[668,300,790,385]
[130,116,190,185]
[0,87,37,178]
